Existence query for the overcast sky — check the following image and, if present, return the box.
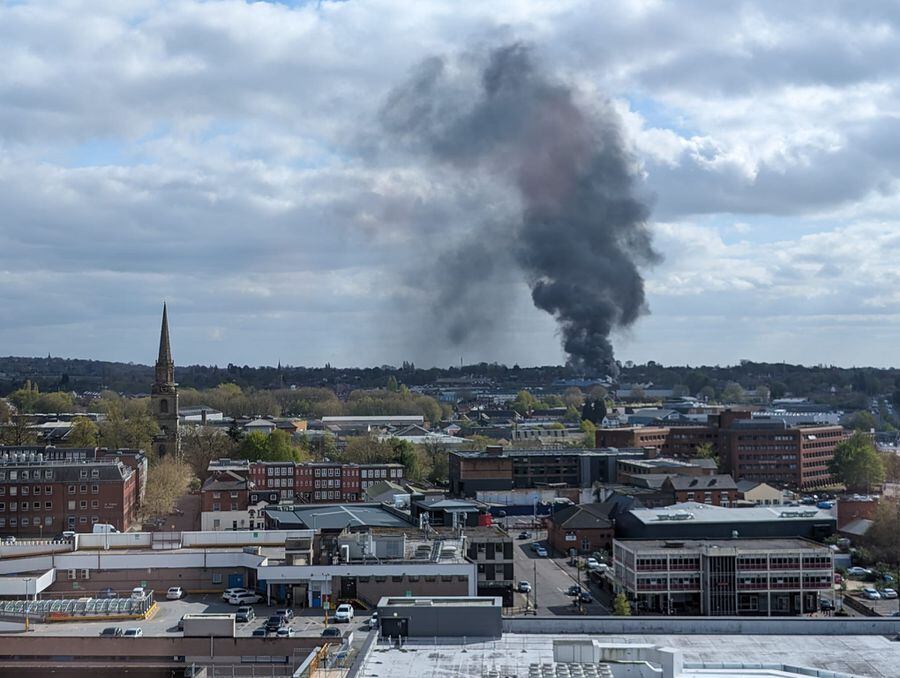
[2,0,900,369]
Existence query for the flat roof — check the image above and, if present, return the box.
[378,596,500,608]
[265,504,410,529]
[615,537,829,552]
[627,502,834,525]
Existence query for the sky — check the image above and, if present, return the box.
[2,0,900,369]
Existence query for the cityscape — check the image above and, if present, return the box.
[2,2,900,678]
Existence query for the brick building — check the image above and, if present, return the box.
[247,461,404,503]
[595,427,670,451]
[547,503,615,555]
[0,447,145,536]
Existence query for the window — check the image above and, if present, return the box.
[91,517,99,524]
[21,486,29,496]
[80,485,87,493]
[44,517,52,526]
[22,470,29,480]
[45,486,52,494]
[68,485,75,494]
[44,470,52,480]
[9,502,16,512]
[91,469,99,479]
[67,501,75,510]
[80,470,87,479]
[82,569,90,579]
[159,399,169,413]
[33,486,40,495]
[91,500,99,509]
[45,502,52,510]
[79,516,87,523]
[33,502,40,510]
[213,492,221,499]
[212,503,220,512]
[9,487,15,496]
[0,503,5,511]
[91,485,99,494]
[68,569,77,580]
[211,573,223,584]
[21,517,29,527]
[0,488,4,496]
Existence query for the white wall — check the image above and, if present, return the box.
[0,568,55,596]
[200,510,264,531]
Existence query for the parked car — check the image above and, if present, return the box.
[236,606,256,623]
[366,612,379,630]
[847,567,871,578]
[252,626,268,637]
[862,587,882,600]
[222,587,248,601]
[276,626,295,638]
[819,598,835,611]
[567,585,585,596]
[3,536,16,545]
[535,547,548,557]
[334,603,354,622]
[517,532,530,540]
[130,587,147,600]
[530,542,541,552]
[99,627,124,637]
[265,615,286,632]
[585,557,600,568]
[321,626,342,638]
[228,592,263,605]
[881,588,898,599]
[578,591,593,604]
[166,587,184,600]
[62,530,76,540]
[816,501,834,510]
[98,587,118,599]
[275,608,294,622]
[123,628,143,637]
[517,580,532,593]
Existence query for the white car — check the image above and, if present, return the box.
[130,587,147,600]
[333,603,354,622]
[882,588,899,599]
[123,628,143,637]
[228,592,262,605]
[276,626,295,637]
[166,587,184,600]
[862,587,882,600]
[517,580,532,593]
[222,588,248,601]
[847,567,871,578]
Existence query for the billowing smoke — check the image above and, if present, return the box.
[380,43,658,374]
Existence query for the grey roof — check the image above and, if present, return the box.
[627,502,835,525]
[265,504,411,529]
[839,518,873,537]
[550,503,613,530]
[665,474,737,491]
[202,471,249,492]
[615,537,830,552]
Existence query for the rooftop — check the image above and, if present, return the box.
[264,503,411,529]
[615,537,830,552]
[452,447,646,459]
[627,502,834,525]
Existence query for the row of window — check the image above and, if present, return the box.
[0,469,55,481]
[0,485,54,496]
[0,516,54,528]
[0,501,54,511]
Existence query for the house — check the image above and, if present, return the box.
[547,503,615,555]
[736,480,784,506]
[200,471,259,531]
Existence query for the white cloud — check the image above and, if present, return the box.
[2,0,900,367]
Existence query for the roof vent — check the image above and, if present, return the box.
[663,541,685,549]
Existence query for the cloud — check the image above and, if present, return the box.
[2,0,900,368]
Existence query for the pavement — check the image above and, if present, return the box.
[511,530,611,616]
[21,593,375,638]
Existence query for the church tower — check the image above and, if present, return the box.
[151,303,180,458]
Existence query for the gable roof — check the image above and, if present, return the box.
[550,503,613,530]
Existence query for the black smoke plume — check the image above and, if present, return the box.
[380,43,658,375]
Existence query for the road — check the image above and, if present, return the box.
[511,530,610,616]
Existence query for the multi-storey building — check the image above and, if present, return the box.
[613,538,833,616]
[449,447,646,497]
[0,447,145,536]
[245,460,404,503]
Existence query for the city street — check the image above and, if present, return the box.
[511,530,610,616]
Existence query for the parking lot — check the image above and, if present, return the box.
[511,530,611,616]
[25,593,375,638]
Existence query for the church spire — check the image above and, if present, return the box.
[154,303,175,387]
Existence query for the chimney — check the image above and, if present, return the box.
[485,445,503,456]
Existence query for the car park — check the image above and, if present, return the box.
[99,627,124,637]
[222,588,248,601]
[517,580,532,593]
[862,587,881,600]
[265,615,286,632]
[235,606,256,623]
[334,603,354,622]
[228,592,263,605]
[123,628,143,637]
[276,626,295,638]
[166,586,184,600]
[881,588,898,599]
[322,626,342,638]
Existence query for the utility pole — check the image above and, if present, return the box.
[533,560,538,615]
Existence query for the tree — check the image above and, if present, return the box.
[9,381,40,413]
[830,432,885,492]
[342,436,396,464]
[613,593,631,616]
[0,415,38,445]
[98,400,158,453]
[698,385,716,402]
[721,382,746,403]
[865,499,900,566]
[237,431,271,461]
[386,376,400,392]
[563,387,585,410]
[844,410,877,432]
[511,390,538,415]
[67,417,99,448]
[579,419,597,447]
[883,453,900,483]
[0,399,10,424]
[581,399,607,424]
[694,442,719,467]
[182,426,237,479]
[34,391,76,414]
[141,457,193,520]
[226,419,244,442]
[628,386,646,401]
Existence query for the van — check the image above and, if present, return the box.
[93,524,120,534]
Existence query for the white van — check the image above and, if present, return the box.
[93,524,120,534]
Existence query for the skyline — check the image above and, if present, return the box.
[3,1,900,369]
